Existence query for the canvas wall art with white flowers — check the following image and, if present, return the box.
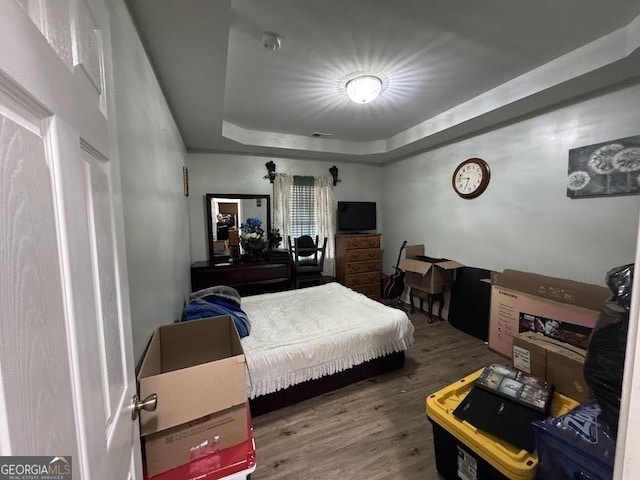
[567,134,640,198]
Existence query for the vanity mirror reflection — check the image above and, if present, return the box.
[205,193,271,263]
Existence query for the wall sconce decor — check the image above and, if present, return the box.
[329,165,341,186]
[264,161,277,183]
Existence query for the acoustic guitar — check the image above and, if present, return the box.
[383,240,408,299]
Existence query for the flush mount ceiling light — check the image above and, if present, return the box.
[346,75,382,104]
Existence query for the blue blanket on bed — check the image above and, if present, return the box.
[183,290,250,337]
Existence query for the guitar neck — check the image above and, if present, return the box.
[394,241,407,270]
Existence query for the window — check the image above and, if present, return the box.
[290,176,316,238]
[272,173,334,275]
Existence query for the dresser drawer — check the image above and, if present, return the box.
[350,283,380,298]
[345,260,381,275]
[345,235,380,249]
[335,233,382,300]
[190,262,292,296]
[243,263,289,282]
[192,268,244,287]
[346,248,380,262]
[345,271,380,287]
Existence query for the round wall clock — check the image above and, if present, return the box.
[452,158,491,199]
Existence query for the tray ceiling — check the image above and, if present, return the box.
[127,0,640,163]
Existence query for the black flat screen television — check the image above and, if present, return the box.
[337,201,377,232]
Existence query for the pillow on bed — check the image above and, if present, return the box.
[188,285,241,307]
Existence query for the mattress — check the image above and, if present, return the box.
[241,282,415,399]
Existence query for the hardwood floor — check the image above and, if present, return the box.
[251,311,505,480]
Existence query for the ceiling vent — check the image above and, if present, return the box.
[311,132,333,138]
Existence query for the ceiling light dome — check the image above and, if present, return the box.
[346,75,382,104]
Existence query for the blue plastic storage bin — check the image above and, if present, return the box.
[533,401,615,480]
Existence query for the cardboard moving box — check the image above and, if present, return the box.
[513,331,589,402]
[399,245,464,294]
[137,315,249,478]
[489,269,609,359]
[144,405,249,478]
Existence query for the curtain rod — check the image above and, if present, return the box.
[263,161,341,186]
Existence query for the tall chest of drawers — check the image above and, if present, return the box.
[335,233,382,299]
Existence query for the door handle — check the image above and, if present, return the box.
[132,393,157,420]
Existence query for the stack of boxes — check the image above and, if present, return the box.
[487,269,609,401]
[512,332,589,402]
[137,315,255,480]
[487,270,622,479]
[427,268,616,480]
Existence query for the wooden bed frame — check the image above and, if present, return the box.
[249,350,406,416]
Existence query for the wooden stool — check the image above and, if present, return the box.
[409,287,445,323]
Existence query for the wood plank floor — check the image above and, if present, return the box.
[251,311,505,480]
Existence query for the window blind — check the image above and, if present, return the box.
[290,176,316,238]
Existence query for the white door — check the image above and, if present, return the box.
[0,1,141,479]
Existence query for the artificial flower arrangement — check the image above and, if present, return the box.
[240,217,267,257]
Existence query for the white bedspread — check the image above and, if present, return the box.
[241,282,415,399]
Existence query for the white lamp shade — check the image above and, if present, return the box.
[346,75,382,104]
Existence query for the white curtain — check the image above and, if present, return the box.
[272,173,293,247]
[314,175,335,276]
[274,172,335,276]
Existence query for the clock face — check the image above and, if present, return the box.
[452,158,490,199]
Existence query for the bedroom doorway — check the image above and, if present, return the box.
[213,200,241,258]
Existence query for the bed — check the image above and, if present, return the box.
[239,282,415,415]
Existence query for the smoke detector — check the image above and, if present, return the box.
[262,32,282,52]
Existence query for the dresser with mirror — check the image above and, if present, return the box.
[191,193,292,295]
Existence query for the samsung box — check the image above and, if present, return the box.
[513,331,589,402]
[489,270,609,358]
[137,316,249,478]
[399,245,464,294]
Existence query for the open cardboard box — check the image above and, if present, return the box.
[399,244,464,294]
[489,269,610,359]
[137,315,249,478]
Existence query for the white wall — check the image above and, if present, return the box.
[109,0,191,360]
[382,81,640,285]
[187,154,384,263]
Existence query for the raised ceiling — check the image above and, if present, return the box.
[127,0,640,163]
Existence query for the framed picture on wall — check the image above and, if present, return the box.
[567,134,640,198]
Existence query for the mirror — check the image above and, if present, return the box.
[205,193,271,263]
